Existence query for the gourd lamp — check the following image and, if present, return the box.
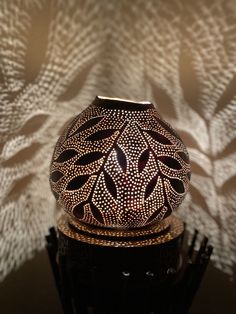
[49,96,192,313]
[50,96,190,246]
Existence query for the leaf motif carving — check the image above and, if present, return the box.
[73,202,85,219]
[158,156,182,170]
[70,116,104,137]
[154,116,183,142]
[66,175,89,191]
[75,152,104,165]
[169,178,185,194]
[90,202,104,224]
[52,190,59,200]
[146,211,158,224]
[55,149,78,163]
[115,144,127,172]
[138,149,149,173]
[50,170,64,182]
[145,130,172,145]
[103,170,117,199]
[146,207,165,224]
[86,129,117,141]
[145,174,159,199]
[177,151,189,163]
[65,116,80,138]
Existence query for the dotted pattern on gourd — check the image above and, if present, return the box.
[50,105,190,228]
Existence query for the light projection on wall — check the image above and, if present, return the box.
[0,0,236,280]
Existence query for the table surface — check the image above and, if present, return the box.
[0,250,235,314]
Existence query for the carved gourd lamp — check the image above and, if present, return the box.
[50,96,190,243]
[49,96,191,312]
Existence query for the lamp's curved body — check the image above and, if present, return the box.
[50,96,190,231]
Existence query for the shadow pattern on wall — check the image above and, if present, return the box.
[0,0,236,280]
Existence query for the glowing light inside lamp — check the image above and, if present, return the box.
[50,96,190,229]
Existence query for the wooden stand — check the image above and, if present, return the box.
[46,215,213,314]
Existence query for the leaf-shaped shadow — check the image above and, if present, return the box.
[138,149,149,173]
[90,202,104,224]
[115,144,127,173]
[215,74,236,114]
[86,129,117,142]
[150,82,177,119]
[75,152,104,166]
[177,151,189,163]
[58,63,95,102]
[70,116,104,137]
[190,185,208,210]
[25,4,50,82]
[145,130,172,145]
[19,114,48,136]
[66,175,89,191]
[145,174,159,199]
[50,170,64,183]
[103,170,117,199]
[55,149,78,163]
[73,202,85,219]
[169,178,185,194]
[158,156,182,170]
[179,46,200,111]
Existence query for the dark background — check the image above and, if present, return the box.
[0,249,235,314]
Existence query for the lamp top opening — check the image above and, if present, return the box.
[93,96,155,111]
